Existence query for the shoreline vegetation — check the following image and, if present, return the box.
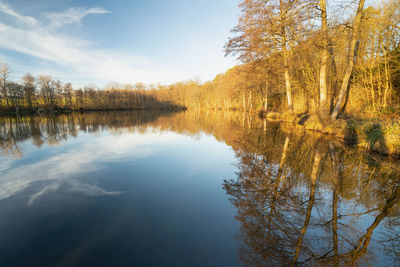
[0,1,399,154]
[260,111,400,156]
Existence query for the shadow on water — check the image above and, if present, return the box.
[0,110,399,266]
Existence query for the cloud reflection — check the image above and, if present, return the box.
[0,130,180,205]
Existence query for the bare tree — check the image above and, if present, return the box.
[22,73,36,110]
[63,82,73,109]
[8,81,23,113]
[0,62,10,110]
[37,75,55,111]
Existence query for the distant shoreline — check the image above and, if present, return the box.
[0,107,186,116]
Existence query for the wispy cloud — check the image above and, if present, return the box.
[0,1,38,26]
[68,181,122,197]
[0,131,181,204]
[45,7,111,28]
[0,22,90,65]
[28,183,59,205]
[0,3,184,84]
[27,181,123,205]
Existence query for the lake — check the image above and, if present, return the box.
[0,111,399,266]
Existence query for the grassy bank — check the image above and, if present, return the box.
[262,111,400,156]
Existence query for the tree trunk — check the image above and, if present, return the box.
[331,0,365,120]
[242,92,246,111]
[264,82,269,113]
[329,143,339,267]
[279,0,293,113]
[247,91,252,111]
[283,50,294,112]
[383,46,390,108]
[319,0,329,114]
[266,135,291,236]
[293,147,322,264]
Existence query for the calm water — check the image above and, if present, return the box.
[0,111,399,266]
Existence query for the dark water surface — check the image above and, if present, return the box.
[0,111,399,266]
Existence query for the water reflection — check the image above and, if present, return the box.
[0,110,399,266]
[0,111,177,158]
[223,123,400,266]
[0,111,182,204]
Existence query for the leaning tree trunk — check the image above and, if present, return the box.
[331,0,365,120]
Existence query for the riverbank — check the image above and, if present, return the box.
[261,111,400,157]
[2,108,399,157]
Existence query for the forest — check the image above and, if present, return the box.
[0,0,399,122]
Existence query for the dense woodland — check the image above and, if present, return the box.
[0,0,399,120]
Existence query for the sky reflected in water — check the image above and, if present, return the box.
[0,111,399,266]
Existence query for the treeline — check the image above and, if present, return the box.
[0,68,184,114]
[1,0,399,119]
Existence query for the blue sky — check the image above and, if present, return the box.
[0,0,239,87]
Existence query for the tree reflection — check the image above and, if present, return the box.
[0,110,180,157]
[223,122,400,266]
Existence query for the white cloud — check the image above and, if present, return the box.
[0,1,38,26]
[0,3,185,85]
[0,22,90,65]
[45,7,111,28]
